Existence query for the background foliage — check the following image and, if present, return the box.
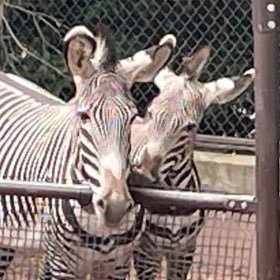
[1,0,259,137]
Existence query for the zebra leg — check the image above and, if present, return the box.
[165,249,195,280]
[92,254,131,280]
[39,254,78,280]
[109,256,131,280]
[133,236,161,280]
[38,252,53,280]
[39,239,78,280]
[165,211,205,280]
[39,224,78,280]
[0,247,15,278]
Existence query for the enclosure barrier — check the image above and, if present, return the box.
[0,180,256,279]
[0,180,257,214]
[195,135,255,154]
[252,0,280,279]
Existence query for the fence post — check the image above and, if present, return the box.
[252,0,280,279]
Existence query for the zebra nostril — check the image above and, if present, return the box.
[127,201,134,212]
[97,199,105,209]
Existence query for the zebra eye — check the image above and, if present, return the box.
[78,111,91,122]
[186,122,196,131]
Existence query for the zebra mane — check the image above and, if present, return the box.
[91,23,118,72]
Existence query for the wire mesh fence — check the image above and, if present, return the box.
[0,0,258,138]
[0,192,256,280]
[190,211,255,280]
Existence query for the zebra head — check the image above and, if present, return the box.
[131,45,255,181]
[63,25,176,227]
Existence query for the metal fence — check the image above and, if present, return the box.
[1,0,257,138]
[3,211,256,280]
[0,181,257,280]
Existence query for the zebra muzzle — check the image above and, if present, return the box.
[103,198,135,228]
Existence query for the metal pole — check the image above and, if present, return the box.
[252,0,280,279]
[0,180,257,213]
[0,180,93,203]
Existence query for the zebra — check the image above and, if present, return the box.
[130,45,255,280]
[0,24,176,279]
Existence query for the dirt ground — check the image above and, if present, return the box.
[3,211,255,280]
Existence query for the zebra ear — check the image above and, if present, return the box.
[63,25,96,80]
[132,34,176,83]
[203,68,255,106]
[117,34,176,88]
[180,45,211,80]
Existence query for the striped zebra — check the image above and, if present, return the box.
[130,45,255,280]
[0,24,175,279]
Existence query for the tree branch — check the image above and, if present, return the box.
[33,16,61,55]
[3,15,68,78]
[3,2,69,31]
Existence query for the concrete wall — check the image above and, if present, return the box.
[194,151,255,195]
[194,151,257,279]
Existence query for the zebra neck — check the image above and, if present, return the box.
[60,199,145,253]
[159,132,196,187]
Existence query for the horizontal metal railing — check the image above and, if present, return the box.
[0,180,257,214]
[195,134,255,153]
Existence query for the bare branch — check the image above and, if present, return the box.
[33,16,61,55]
[0,0,3,27]
[2,15,68,78]
[38,15,62,35]
[3,2,67,30]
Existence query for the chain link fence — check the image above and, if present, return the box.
[1,0,257,137]
[1,190,256,280]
